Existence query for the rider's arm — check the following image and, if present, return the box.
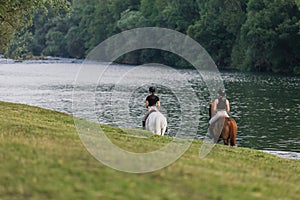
[226,100,230,113]
[212,99,218,116]
[146,100,149,108]
[156,100,161,108]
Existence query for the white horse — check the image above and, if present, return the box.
[145,111,167,136]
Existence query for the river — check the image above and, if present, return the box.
[0,59,299,159]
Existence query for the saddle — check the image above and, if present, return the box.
[211,116,229,126]
[209,116,229,133]
[145,110,157,121]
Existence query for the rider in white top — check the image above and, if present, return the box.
[209,89,230,125]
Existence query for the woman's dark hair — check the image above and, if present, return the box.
[218,89,225,97]
[149,86,156,93]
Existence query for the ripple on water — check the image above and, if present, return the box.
[0,63,299,156]
[262,150,300,160]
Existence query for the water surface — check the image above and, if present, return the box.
[0,62,299,156]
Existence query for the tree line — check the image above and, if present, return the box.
[0,0,69,54]
[1,0,300,75]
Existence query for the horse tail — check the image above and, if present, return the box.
[155,117,161,135]
[227,118,237,146]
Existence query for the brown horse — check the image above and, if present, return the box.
[209,117,237,146]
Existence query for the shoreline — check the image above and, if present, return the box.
[0,55,83,64]
[1,55,299,77]
[1,55,300,77]
[261,150,300,160]
[1,100,299,160]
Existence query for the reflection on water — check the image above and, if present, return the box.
[0,63,299,154]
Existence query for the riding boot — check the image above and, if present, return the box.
[142,121,145,129]
[206,124,213,139]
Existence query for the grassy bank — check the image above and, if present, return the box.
[0,101,299,200]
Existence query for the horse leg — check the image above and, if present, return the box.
[223,139,229,145]
[160,118,168,136]
[161,127,166,136]
[229,119,237,146]
[221,129,229,145]
[220,119,231,146]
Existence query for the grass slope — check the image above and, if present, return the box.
[0,101,299,200]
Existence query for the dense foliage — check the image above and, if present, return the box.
[2,0,300,74]
[0,0,70,54]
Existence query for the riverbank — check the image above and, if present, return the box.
[0,55,83,64]
[0,101,299,200]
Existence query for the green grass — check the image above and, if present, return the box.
[0,101,299,200]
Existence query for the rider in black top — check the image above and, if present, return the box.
[146,86,160,108]
[146,93,159,107]
[143,86,160,128]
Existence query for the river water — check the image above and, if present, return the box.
[0,60,299,159]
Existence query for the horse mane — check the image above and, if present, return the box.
[148,109,157,115]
